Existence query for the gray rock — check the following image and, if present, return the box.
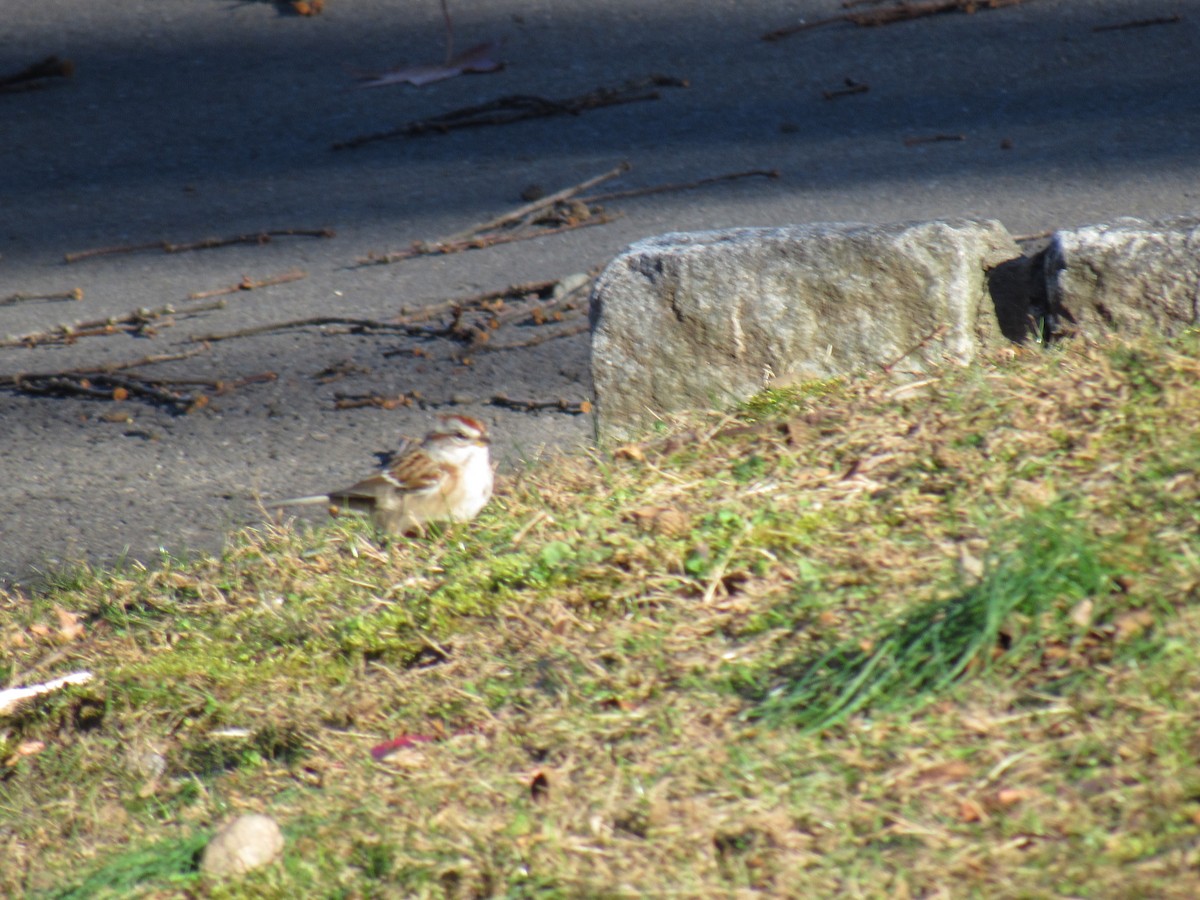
[1045,217,1200,339]
[590,219,1019,442]
[201,813,284,878]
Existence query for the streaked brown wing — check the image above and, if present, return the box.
[386,451,450,494]
[330,453,448,505]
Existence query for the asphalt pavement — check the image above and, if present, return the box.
[2,0,1197,587]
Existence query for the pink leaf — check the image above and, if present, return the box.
[370,733,437,760]
[355,42,504,89]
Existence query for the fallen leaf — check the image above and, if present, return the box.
[628,506,690,537]
[370,733,437,760]
[530,771,550,802]
[54,606,85,642]
[614,444,645,462]
[354,41,504,89]
[5,740,46,766]
[599,696,635,711]
[993,788,1027,808]
[1069,598,1094,629]
[958,546,985,580]
[913,760,972,787]
[957,798,984,823]
[1114,609,1154,642]
[784,419,810,446]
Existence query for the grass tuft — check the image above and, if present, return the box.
[752,505,1121,730]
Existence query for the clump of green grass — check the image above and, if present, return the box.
[752,505,1120,730]
[46,832,210,900]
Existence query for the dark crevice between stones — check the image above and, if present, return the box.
[987,245,1074,346]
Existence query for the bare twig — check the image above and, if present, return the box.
[333,391,422,410]
[0,299,227,348]
[332,76,687,149]
[1093,15,1181,32]
[357,165,637,266]
[187,268,307,300]
[580,168,779,203]
[0,288,83,307]
[447,162,629,242]
[822,79,870,100]
[903,133,966,146]
[0,348,208,385]
[2,370,186,411]
[763,0,1031,40]
[487,394,592,414]
[0,347,276,413]
[190,315,427,344]
[477,321,590,351]
[356,212,615,266]
[64,228,334,264]
[440,0,455,64]
[394,278,561,324]
[880,324,951,374]
[0,55,74,93]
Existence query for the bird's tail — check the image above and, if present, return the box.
[266,494,332,508]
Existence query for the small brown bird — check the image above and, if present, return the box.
[269,414,493,535]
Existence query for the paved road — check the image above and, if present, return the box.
[2,0,1197,587]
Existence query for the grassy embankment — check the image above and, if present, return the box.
[2,331,1199,897]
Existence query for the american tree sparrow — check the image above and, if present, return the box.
[269,414,494,535]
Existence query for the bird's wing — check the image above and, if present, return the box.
[332,453,449,503]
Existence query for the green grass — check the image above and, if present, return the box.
[751,506,1122,730]
[3,331,1200,897]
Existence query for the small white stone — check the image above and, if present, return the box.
[553,272,592,298]
[200,813,284,878]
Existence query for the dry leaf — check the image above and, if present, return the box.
[913,760,972,787]
[628,507,690,537]
[54,606,85,642]
[370,733,436,761]
[4,740,46,766]
[354,41,504,89]
[1114,609,1154,642]
[958,546,985,580]
[1069,598,1094,629]
[957,798,984,823]
[530,771,550,802]
[993,788,1027,808]
[614,444,645,462]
